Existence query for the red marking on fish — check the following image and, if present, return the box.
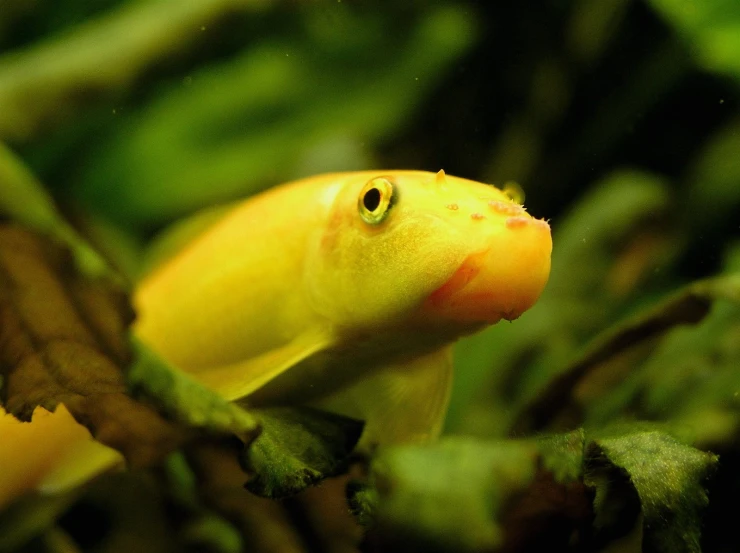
[506,216,530,229]
[426,250,488,306]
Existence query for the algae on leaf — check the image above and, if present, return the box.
[353,427,716,552]
[586,429,718,553]
[127,337,258,440]
[241,406,363,499]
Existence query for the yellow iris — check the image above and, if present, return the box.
[358,177,395,225]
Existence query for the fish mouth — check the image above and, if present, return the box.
[421,216,552,323]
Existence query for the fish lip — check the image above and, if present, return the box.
[418,201,552,324]
[422,220,551,324]
[423,248,515,324]
[424,248,489,308]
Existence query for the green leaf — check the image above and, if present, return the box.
[346,480,379,527]
[356,434,591,552]
[353,428,716,552]
[586,428,718,553]
[0,141,116,282]
[683,117,740,236]
[511,274,740,435]
[648,0,740,81]
[0,493,79,553]
[240,406,363,499]
[0,0,276,144]
[74,5,478,227]
[537,429,585,483]
[579,266,740,449]
[127,337,259,441]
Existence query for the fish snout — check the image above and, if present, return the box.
[422,213,552,324]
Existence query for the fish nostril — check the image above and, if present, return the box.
[506,216,530,229]
[471,213,486,221]
[488,200,524,216]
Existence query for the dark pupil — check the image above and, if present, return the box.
[363,187,382,212]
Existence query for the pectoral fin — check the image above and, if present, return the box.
[310,346,454,452]
[0,405,122,508]
[191,328,334,402]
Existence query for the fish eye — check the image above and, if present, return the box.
[358,177,395,225]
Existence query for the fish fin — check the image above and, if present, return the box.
[311,345,454,452]
[0,405,122,508]
[191,328,335,401]
[40,438,123,495]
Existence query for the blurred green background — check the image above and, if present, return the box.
[2,0,740,551]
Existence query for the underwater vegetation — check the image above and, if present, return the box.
[1,0,740,551]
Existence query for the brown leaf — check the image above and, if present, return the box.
[0,224,190,466]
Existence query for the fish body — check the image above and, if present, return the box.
[134,170,552,447]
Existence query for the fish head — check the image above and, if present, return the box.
[306,170,552,333]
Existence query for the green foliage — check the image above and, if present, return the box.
[0,142,116,281]
[241,407,363,498]
[649,0,740,80]
[128,337,259,440]
[355,428,715,552]
[361,438,539,551]
[587,429,717,553]
[1,0,740,551]
[72,5,476,228]
[0,494,78,553]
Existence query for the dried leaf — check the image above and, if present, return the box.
[0,224,189,466]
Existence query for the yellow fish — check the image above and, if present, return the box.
[134,170,552,448]
[0,170,551,508]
